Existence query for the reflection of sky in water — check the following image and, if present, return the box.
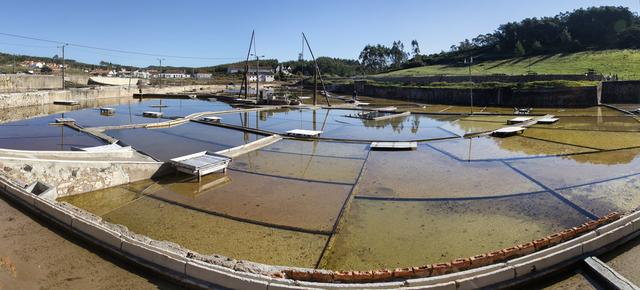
[219,108,458,141]
[0,115,104,150]
[106,122,261,160]
[63,99,233,127]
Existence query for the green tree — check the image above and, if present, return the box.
[514,41,526,56]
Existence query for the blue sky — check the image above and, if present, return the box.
[0,0,638,67]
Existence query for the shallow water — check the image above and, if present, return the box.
[219,108,459,141]
[64,99,233,128]
[559,175,640,217]
[105,122,262,160]
[430,136,596,161]
[507,148,640,189]
[522,128,640,149]
[320,194,590,271]
[150,170,352,232]
[34,101,640,271]
[230,150,364,184]
[0,115,105,151]
[356,146,542,199]
[103,196,327,268]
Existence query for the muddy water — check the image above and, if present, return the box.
[320,194,590,271]
[219,108,459,141]
[356,146,542,199]
[102,196,327,268]
[105,122,261,160]
[430,136,595,161]
[0,115,105,151]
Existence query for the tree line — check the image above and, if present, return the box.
[358,6,640,73]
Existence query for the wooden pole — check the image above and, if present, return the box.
[313,71,317,106]
[241,30,255,99]
[302,33,331,106]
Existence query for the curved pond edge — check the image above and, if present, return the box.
[1,168,639,289]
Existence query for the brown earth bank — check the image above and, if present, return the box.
[0,195,182,290]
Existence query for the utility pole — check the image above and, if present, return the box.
[157,58,165,88]
[12,54,15,74]
[60,43,68,90]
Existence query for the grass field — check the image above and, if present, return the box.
[377,49,640,80]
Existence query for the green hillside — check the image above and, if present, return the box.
[376,50,640,80]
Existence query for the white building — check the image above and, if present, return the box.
[157,72,190,79]
[133,70,151,79]
[193,73,212,79]
[227,66,273,74]
[248,73,275,82]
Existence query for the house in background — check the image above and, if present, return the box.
[248,73,275,82]
[193,72,212,79]
[227,66,273,74]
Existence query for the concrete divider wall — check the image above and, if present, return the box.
[0,84,225,109]
[331,83,598,107]
[1,169,640,289]
[601,80,640,103]
[0,74,62,92]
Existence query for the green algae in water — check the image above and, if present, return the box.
[319,194,590,271]
[356,147,542,199]
[103,196,328,268]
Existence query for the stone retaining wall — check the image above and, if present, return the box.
[0,84,225,109]
[370,73,602,85]
[331,83,598,107]
[0,148,165,197]
[601,80,640,103]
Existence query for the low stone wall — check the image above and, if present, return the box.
[0,148,165,197]
[331,83,598,108]
[0,84,225,109]
[370,73,602,84]
[0,74,62,92]
[601,80,640,103]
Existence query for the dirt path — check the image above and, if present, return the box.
[0,195,182,290]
